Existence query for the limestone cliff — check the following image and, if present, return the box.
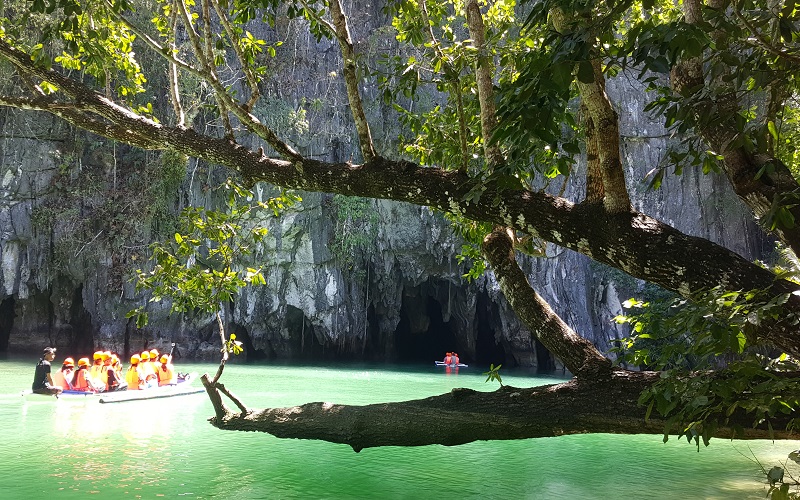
[0,4,767,369]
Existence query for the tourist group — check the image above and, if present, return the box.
[33,346,177,395]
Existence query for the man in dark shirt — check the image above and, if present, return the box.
[32,347,63,395]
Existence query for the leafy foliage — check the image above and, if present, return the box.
[483,363,503,386]
[127,179,300,327]
[614,286,800,448]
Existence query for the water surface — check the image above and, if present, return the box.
[0,358,795,499]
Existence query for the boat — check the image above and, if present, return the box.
[22,372,204,403]
[435,361,468,368]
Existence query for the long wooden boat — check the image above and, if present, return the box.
[22,373,204,403]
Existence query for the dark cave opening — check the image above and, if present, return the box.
[285,305,321,359]
[0,296,15,351]
[534,337,556,373]
[68,285,94,354]
[229,321,270,362]
[394,292,457,364]
[475,291,510,367]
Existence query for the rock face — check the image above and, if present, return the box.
[0,5,767,369]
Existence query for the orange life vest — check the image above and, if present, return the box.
[72,368,92,392]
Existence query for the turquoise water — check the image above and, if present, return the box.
[0,357,796,499]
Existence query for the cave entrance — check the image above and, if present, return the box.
[68,285,94,354]
[475,291,509,367]
[534,337,556,373]
[285,305,320,360]
[229,321,270,362]
[394,291,456,364]
[0,296,14,352]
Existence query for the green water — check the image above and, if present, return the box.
[0,357,796,499]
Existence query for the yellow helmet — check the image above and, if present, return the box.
[102,351,111,359]
[93,351,102,360]
[63,357,75,367]
[140,351,150,360]
[160,355,169,364]
[130,354,140,364]
[78,358,90,367]
[150,349,159,358]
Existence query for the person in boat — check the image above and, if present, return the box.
[104,353,124,391]
[71,358,97,392]
[452,353,460,365]
[52,357,75,391]
[443,352,453,365]
[89,351,104,382]
[32,347,63,395]
[157,355,176,386]
[126,354,143,390]
[149,349,160,369]
[138,351,158,389]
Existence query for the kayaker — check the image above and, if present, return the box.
[52,357,75,390]
[452,353,460,365]
[443,352,452,365]
[71,358,95,392]
[32,347,62,395]
[157,355,176,386]
[126,354,143,390]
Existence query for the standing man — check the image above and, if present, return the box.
[32,347,63,395]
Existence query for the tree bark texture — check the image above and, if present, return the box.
[550,8,631,214]
[482,228,611,376]
[204,370,795,451]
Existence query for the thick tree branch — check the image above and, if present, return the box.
[582,103,604,204]
[482,228,611,376]
[202,370,795,451]
[550,9,631,214]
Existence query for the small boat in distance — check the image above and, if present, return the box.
[435,361,468,368]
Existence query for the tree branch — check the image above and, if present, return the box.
[204,370,796,451]
[465,0,503,168]
[328,0,376,162]
[482,227,611,376]
[550,8,631,214]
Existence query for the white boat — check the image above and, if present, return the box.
[435,361,469,367]
[22,372,203,403]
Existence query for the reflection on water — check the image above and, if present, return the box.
[1,358,797,499]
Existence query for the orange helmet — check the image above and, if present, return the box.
[130,354,140,364]
[78,358,90,367]
[63,357,75,367]
[140,351,150,360]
